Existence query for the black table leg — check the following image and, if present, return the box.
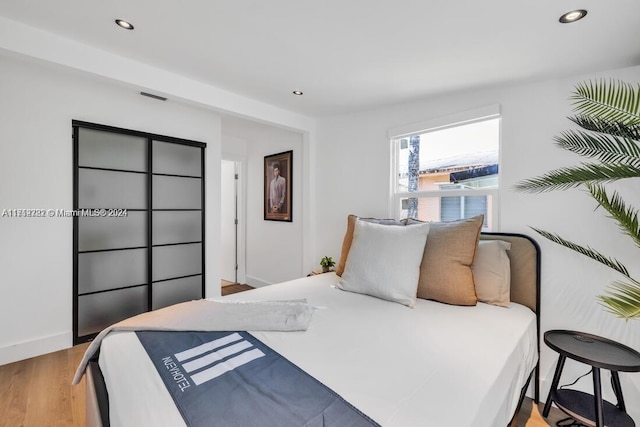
[592,367,604,427]
[543,355,566,417]
[611,371,626,411]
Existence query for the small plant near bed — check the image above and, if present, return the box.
[320,256,336,273]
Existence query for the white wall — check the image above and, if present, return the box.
[0,54,222,364]
[222,118,305,286]
[314,65,640,421]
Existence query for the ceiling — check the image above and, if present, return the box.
[1,1,639,118]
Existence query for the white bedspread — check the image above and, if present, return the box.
[74,298,313,385]
[99,273,538,427]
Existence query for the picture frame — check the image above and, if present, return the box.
[264,150,293,222]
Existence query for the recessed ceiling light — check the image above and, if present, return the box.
[292,90,304,96]
[559,9,587,23]
[115,19,134,30]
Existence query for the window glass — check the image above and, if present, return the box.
[392,117,500,229]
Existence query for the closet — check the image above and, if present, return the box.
[73,121,206,344]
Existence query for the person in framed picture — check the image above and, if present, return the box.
[269,162,286,213]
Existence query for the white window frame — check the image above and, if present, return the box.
[388,105,501,230]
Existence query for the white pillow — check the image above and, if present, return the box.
[337,219,430,307]
[473,240,511,307]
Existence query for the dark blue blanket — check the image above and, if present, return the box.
[136,331,380,427]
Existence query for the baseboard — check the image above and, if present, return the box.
[0,331,72,366]
[245,275,271,288]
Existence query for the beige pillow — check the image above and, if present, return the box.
[473,240,511,307]
[414,215,484,306]
[336,214,404,276]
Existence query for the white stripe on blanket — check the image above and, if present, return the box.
[72,298,314,384]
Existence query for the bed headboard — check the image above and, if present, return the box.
[480,232,541,404]
[480,233,540,314]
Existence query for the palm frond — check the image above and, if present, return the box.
[598,279,640,320]
[571,79,640,127]
[587,184,640,248]
[569,115,640,140]
[517,79,640,320]
[531,228,630,277]
[514,162,640,193]
[554,130,640,167]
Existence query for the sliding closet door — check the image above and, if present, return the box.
[73,121,205,344]
[151,141,204,310]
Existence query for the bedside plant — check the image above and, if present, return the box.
[320,256,336,273]
[515,79,640,320]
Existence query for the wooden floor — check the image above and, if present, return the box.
[512,398,567,426]
[0,280,566,427]
[221,279,236,287]
[0,342,89,427]
[221,282,254,295]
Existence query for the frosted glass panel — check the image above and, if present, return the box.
[78,211,147,251]
[153,211,201,245]
[152,243,201,281]
[78,128,147,172]
[74,125,206,343]
[78,286,147,337]
[152,275,202,310]
[152,175,201,209]
[78,249,147,294]
[153,141,201,177]
[79,169,147,209]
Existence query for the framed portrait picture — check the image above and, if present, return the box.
[264,150,292,222]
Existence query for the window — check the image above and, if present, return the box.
[390,107,500,230]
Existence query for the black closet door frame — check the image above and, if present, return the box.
[72,120,206,344]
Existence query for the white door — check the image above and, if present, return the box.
[220,160,237,282]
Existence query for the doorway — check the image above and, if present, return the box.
[220,159,245,286]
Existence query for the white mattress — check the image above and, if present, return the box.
[99,273,538,427]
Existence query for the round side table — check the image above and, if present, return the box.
[542,330,640,427]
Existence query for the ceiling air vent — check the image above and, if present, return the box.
[140,91,167,101]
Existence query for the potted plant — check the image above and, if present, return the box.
[320,256,336,273]
[515,78,640,319]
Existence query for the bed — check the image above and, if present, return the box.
[81,219,541,427]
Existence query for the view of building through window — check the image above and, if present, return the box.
[393,117,500,230]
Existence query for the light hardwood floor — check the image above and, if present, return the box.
[221,279,236,287]
[513,398,567,426]
[221,283,255,296]
[0,342,89,427]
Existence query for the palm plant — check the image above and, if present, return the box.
[515,79,640,320]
